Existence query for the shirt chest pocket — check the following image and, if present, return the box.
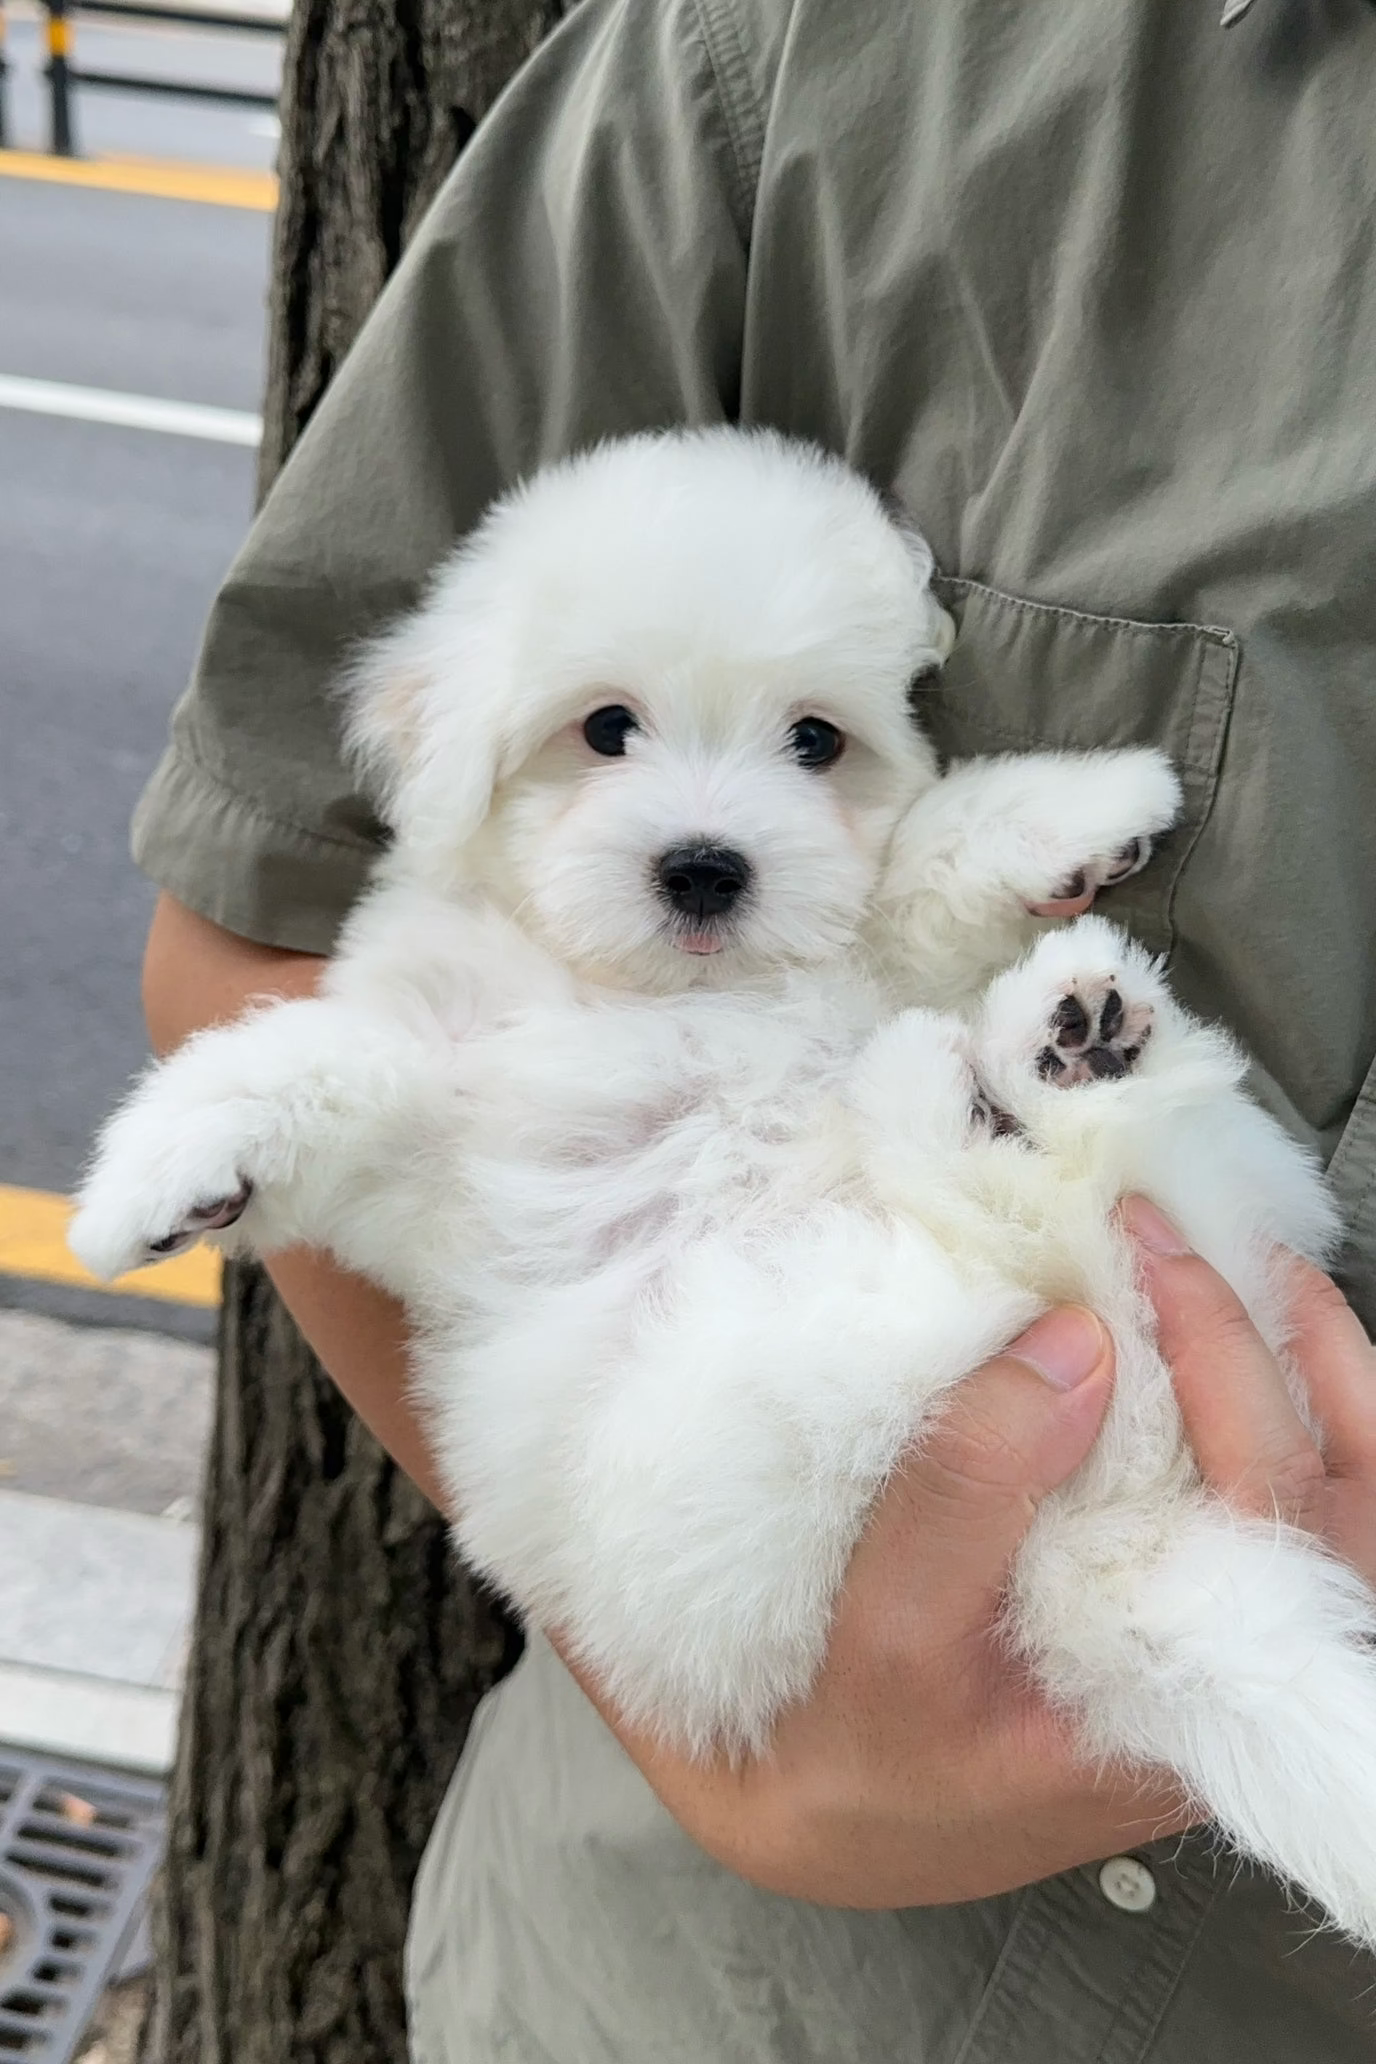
[923,576,1239,960]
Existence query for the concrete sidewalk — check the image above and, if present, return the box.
[0,1489,198,1770]
[0,1306,212,1514]
[0,1309,211,1773]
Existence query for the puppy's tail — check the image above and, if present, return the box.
[1018,1502,1376,1950]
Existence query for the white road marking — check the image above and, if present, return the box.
[0,372,260,446]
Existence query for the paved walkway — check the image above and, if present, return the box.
[0,1310,211,1772]
[0,1306,212,1512]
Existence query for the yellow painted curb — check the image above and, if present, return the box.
[0,1183,222,1309]
[0,147,277,211]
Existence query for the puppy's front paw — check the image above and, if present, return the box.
[972,913,1173,1118]
[69,1169,254,1281]
[1012,747,1182,918]
[145,1182,254,1257]
[1024,835,1156,919]
[1034,977,1154,1083]
[68,1077,263,1281]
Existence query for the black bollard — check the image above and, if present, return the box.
[0,0,9,150]
[46,0,76,157]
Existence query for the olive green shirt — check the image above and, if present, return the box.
[134,0,1376,2053]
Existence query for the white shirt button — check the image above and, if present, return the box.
[1098,1856,1158,1913]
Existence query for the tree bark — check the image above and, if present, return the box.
[259,0,572,494]
[145,7,572,2059]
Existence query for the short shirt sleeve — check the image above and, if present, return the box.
[133,0,761,953]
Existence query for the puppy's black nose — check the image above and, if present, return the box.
[656,846,752,921]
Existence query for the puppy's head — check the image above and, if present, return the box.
[347,429,951,989]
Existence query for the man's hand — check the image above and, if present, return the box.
[1124,1196,1376,1587]
[581,1206,1376,1910]
[583,1305,1191,1907]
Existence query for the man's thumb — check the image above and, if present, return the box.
[861,1308,1114,1636]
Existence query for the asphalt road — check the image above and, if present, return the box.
[0,75,272,1292]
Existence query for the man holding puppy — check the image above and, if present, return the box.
[134,0,1376,2055]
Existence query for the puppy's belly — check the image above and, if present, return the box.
[454,989,875,1285]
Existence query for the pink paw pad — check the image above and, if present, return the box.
[1026,837,1156,920]
[147,1181,253,1257]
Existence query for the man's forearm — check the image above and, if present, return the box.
[260,1246,449,1510]
[142,892,451,1511]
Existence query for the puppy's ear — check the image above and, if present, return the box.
[345,656,429,799]
[343,593,501,868]
[879,499,957,702]
[906,588,956,710]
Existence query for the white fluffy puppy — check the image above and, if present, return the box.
[73,430,1376,1948]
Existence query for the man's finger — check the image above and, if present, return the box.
[1280,1256,1376,1482]
[1123,1196,1327,1529]
[850,1307,1113,1648]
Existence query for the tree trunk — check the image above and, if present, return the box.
[259,0,572,494]
[145,8,572,2059]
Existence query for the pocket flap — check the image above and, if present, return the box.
[923,576,1238,955]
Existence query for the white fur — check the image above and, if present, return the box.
[71,428,1376,1946]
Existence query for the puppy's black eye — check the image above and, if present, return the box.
[788,717,845,769]
[582,705,640,757]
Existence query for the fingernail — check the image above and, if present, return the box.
[1122,1195,1193,1256]
[1007,1307,1107,1390]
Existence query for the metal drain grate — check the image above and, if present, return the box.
[0,1748,165,2059]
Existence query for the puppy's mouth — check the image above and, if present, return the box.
[674,927,727,957]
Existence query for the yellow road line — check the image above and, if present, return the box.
[0,148,276,211]
[0,1183,221,1309]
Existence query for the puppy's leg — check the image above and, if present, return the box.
[69,996,454,1296]
[846,1007,986,1169]
[878,748,1181,1007]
